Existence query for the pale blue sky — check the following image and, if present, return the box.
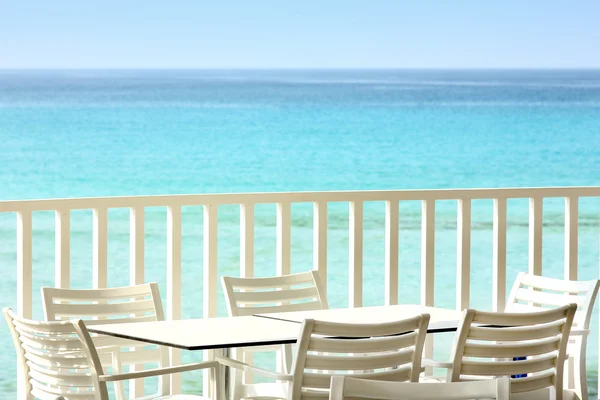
[1,0,599,69]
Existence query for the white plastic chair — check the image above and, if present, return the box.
[4,308,220,400]
[329,375,511,400]
[41,283,174,399]
[505,272,599,400]
[217,313,430,400]
[426,304,577,400]
[221,271,328,396]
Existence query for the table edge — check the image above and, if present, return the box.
[88,327,298,351]
[253,314,459,334]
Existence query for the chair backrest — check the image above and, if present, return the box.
[290,314,430,400]
[42,282,165,323]
[329,375,511,400]
[448,304,576,398]
[221,270,328,317]
[41,283,169,396]
[506,272,599,330]
[3,308,97,400]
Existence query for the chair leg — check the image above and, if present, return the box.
[214,363,223,400]
[550,385,558,400]
[282,344,293,374]
[230,348,243,400]
[564,356,574,390]
[574,347,587,400]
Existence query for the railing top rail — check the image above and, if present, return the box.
[1,186,599,213]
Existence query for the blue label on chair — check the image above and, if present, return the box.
[511,357,527,378]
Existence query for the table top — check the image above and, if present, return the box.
[89,304,464,351]
[89,315,302,351]
[255,304,464,333]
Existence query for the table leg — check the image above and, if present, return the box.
[212,348,230,400]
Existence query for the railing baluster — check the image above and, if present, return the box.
[421,199,435,372]
[276,202,291,276]
[313,201,328,296]
[349,201,363,308]
[564,197,578,281]
[421,200,435,306]
[456,199,471,310]
[129,206,144,398]
[167,205,182,394]
[17,211,33,318]
[93,208,108,289]
[16,210,32,399]
[240,203,255,381]
[528,197,543,276]
[275,202,292,374]
[129,206,145,285]
[203,204,218,315]
[240,203,255,278]
[55,209,70,288]
[203,204,218,394]
[385,200,399,306]
[492,198,507,312]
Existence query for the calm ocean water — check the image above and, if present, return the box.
[1,69,600,396]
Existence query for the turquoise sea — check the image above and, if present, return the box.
[1,69,600,397]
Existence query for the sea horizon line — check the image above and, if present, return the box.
[1,66,600,71]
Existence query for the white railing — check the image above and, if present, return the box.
[1,186,599,396]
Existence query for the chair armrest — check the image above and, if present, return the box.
[422,358,452,369]
[216,356,293,381]
[60,345,120,357]
[99,361,219,382]
[570,328,589,336]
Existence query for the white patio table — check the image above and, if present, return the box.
[89,305,463,398]
[89,304,463,350]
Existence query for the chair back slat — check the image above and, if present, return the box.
[305,367,413,390]
[291,314,429,400]
[307,332,418,353]
[518,273,594,293]
[510,371,554,394]
[47,299,157,319]
[42,284,159,301]
[460,353,556,376]
[304,349,414,371]
[223,271,322,289]
[449,304,576,400]
[238,300,324,315]
[462,336,560,358]
[468,320,563,341]
[514,288,584,307]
